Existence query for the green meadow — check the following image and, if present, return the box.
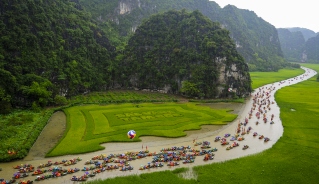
[47,103,236,156]
[69,90,178,104]
[250,68,304,89]
[85,65,319,184]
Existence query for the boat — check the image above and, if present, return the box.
[210,148,218,152]
[237,137,244,141]
[200,145,211,149]
[230,136,236,141]
[203,154,214,161]
[183,159,194,164]
[221,141,229,145]
[167,162,179,166]
[264,137,270,142]
[12,173,28,179]
[226,146,232,150]
[232,142,239,147]
[214,136,221,142]
[18,180,33,184]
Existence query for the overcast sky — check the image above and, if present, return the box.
[211,0,319,32]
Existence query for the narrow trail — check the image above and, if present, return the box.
[0,67,316,183]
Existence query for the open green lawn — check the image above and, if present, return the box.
[47,103,237,156]
[85,64,319,184]
[250,68,304,89]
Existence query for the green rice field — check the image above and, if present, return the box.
[85,64,319,184]
[250,68,304,89]
[47,103,237,156]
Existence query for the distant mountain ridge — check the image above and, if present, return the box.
[277,27,319,63]
[79,0,287,71]
[287,27,317,41]
[0,0,301,113]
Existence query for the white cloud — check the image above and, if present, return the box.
[211,0,319,32]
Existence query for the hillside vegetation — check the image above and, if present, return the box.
[118,10,251,98]
[278,27,319,63]
[80,0,292,71]
[0,0,115,113]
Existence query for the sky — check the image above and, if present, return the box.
[211,0,319,32]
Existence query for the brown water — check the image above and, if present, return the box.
[0,67,316,183]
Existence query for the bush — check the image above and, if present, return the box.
[54,95,68,106]
[31,101,41,112]
[0,100,12,114]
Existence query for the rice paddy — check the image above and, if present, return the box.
[84,64,319,184]
[250,68,304,89]
[47,103,237,156]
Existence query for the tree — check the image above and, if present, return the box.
[21,81,52,107]
[180,81,200,97]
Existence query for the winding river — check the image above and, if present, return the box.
[0,67,317,183]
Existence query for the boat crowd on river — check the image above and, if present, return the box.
[0,67,316,184]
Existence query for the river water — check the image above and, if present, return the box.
[0,67,316,183]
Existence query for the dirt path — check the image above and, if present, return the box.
[24,111,66,161]
[0,67,316,183]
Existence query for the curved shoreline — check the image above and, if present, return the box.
[0,67,316,183]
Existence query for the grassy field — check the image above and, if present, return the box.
[85,65,319,184]
[250,68,304,89]
[0,91,179,162]
[47,103,237,156]
[0,110,55,162]
[69,90,178,104]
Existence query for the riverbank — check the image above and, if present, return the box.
[0,67,316,184]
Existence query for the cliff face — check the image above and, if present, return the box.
[120,10,251,98]
[118,0,141,14]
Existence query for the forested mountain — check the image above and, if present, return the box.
[79,0,287,71]
[0,0,115,113]
[287,27,317,41]
[1,0,298,113]
[278,28,319,63]
[304,35,319,63]
[277,28,305,62]
[118,10,251,98]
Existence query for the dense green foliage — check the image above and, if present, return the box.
[278,28,319,63]
[304,34,319,63]
[218,5,286,71]
[47,103,236,156]
[0,0,115,112]
[84,65,319,184]
[79,0,289,72]
[1,0,299,114]
[0,110,54,162]
[277,28,305,62]
[118,10,251,98]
